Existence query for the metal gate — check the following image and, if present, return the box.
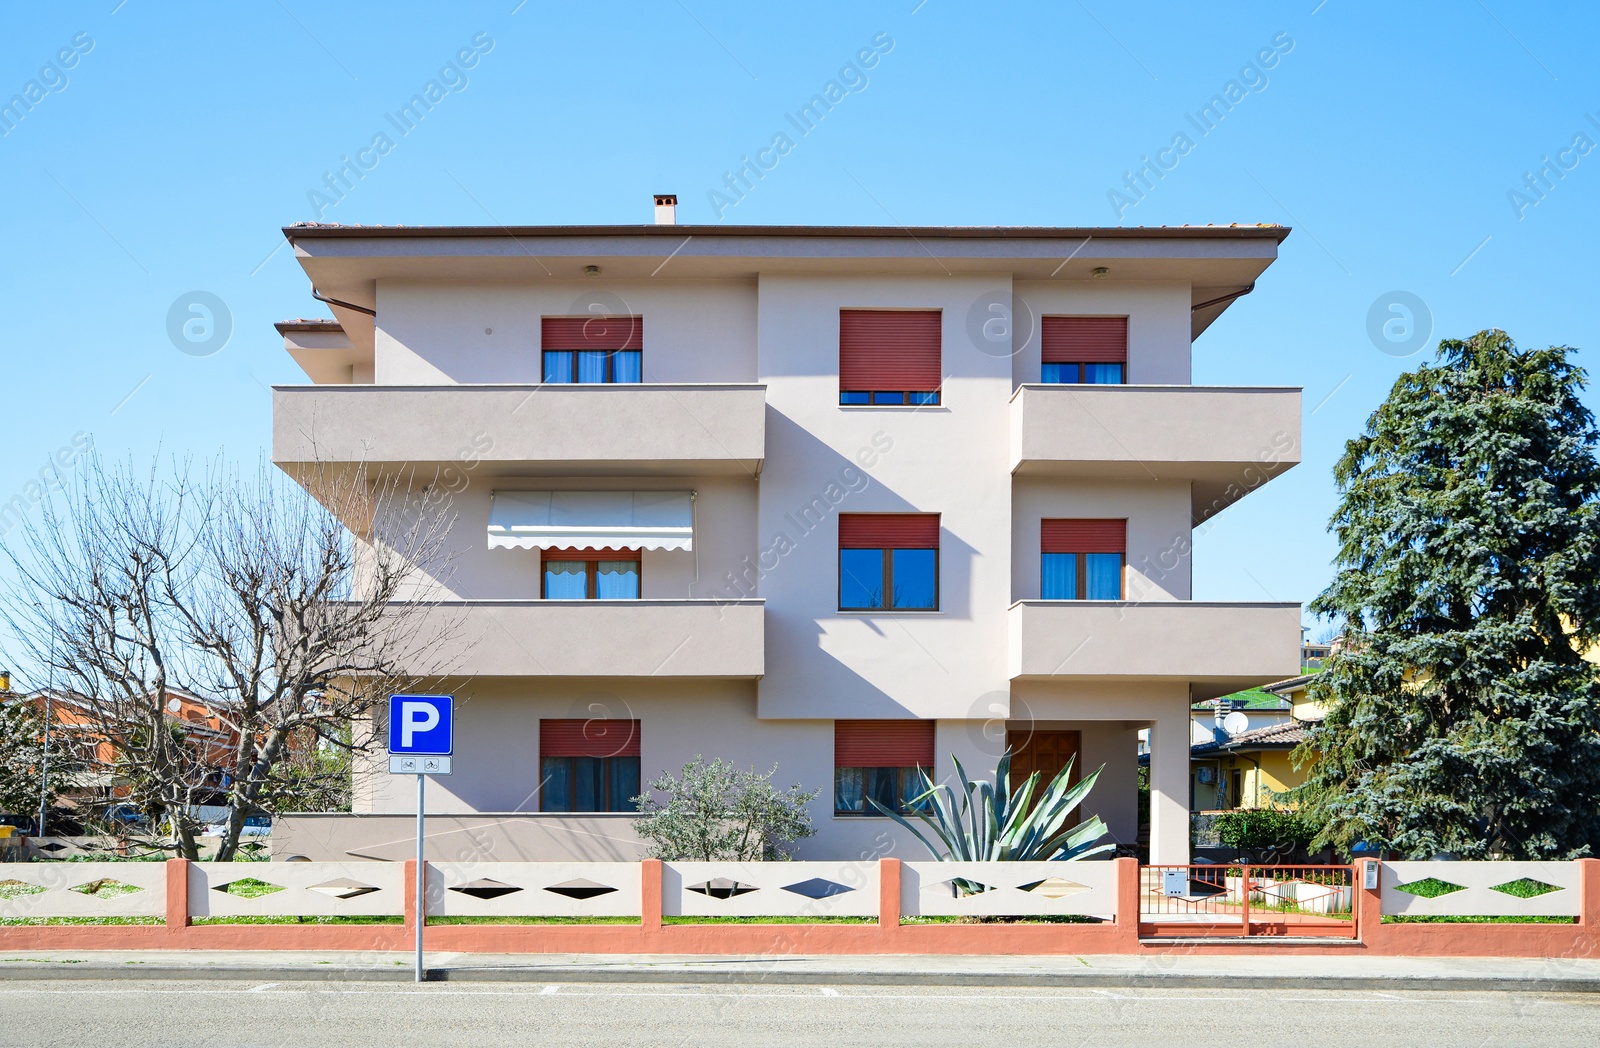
[1140,864,1358,939]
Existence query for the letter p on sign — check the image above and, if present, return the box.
[387,694,453,756]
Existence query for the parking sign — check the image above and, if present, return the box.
[388,694,453,758]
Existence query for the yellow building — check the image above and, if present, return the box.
[1190,673,1321,810]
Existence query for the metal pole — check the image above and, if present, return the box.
[36,631,55,839]
[415,771,425,983]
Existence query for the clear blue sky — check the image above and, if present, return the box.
[3,1,1597,653]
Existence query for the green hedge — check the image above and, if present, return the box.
[1212,808,1316,850]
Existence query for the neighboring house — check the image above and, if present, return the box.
[268,207,1303,864]
[16,686,244,812]
[1189,672,1324,810]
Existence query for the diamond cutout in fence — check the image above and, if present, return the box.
[449,878,523,901]
[1392,877,1466,899]
[35,842,66,853]
[1489,877,1563,899]
[69,878,145,900]
[1017,877,1090,900]
[0,879,46,900]
[213,878,286,900]
[933,877,997,898]
[780,877,856,900]
[685,878,759,900]
[543,878,618,901]
[306,878,381,901]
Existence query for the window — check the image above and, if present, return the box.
[541,548,641,599]
[839,309,942,405]
[1041,316,1126,384]
[835,720,935,815]
[1041,519,1125,600]
[540,719,641,813]
[542,315,642,384]
[838,514,939,610]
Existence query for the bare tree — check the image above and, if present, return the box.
[1,455,458,860]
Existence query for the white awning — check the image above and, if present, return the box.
[487,490,694,551]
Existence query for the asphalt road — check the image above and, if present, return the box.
[6,978,1599,1047]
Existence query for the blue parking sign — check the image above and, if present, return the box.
[387,694,453,756]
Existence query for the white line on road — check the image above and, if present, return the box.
[819,987,839,996]
[248,983,278,993]
[0,987,1515,1005]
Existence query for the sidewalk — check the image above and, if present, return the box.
[3,949,1599,992]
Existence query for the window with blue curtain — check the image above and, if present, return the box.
[542,551,641,599]
[1041,553,1079,600]
[543,560,588,599]
[1084,553,1123,599]
[540,756,640,812]
[541,349,643,384]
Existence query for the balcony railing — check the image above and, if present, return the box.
[1008,600,1301,699]
[381,598,764,678]
[1010,385,1301,523]
[273,383,766,476]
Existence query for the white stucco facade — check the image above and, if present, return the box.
[271,220,1304,865]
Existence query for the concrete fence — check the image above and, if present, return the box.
[1,857,1597,957]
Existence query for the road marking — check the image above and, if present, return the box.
[0,986,1543,1005]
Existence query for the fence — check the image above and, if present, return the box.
[1,857,1597,957]
[1141,864,1356,938]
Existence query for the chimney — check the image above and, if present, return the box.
[653,193,677,225]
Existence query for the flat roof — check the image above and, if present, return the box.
[283,222,1291,242]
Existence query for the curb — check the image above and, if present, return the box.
[2,964,1598,993]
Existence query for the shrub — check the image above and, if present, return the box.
[1213,808,1316,852]
[632,757,820,861]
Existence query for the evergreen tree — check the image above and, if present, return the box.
[1298,329,1600,859]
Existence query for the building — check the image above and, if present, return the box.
[1189,673,1323,811]
[269,209,1303,865]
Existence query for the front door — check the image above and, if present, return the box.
[1006,729,1081,797]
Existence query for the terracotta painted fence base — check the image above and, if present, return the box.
[5,857,1599,959]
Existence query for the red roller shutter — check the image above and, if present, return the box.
[835,720,935,767]
[1042,519,1126,554]
[540,719,640,758]
[542,316,643,350]
[1041,316,1127,364]
[839,513,940,550]
[839,310,942,391]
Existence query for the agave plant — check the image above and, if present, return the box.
[869,750,1114,870]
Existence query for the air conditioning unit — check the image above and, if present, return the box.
[1197,767,1217,785]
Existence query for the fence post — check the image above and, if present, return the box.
[1115,856,1140,945]
[403,859,418,934]
[1578,858,1600,929]
[878,858,901,945]
[1354,859,1382,944]
[641,858,663,932]
[164,858,190,941]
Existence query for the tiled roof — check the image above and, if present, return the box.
[1192,719,1312,755]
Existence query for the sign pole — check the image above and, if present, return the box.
[415,771,425,983]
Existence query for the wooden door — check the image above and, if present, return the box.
[1006,730,1081,793]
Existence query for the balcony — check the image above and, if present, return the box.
[1009,385,1301,523]
[386,598,763,678]
[1008,600,1301,700]
[273,384,766,477]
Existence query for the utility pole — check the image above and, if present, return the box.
[35,608,55,839]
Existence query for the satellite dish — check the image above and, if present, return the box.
[1222,711,1249,736]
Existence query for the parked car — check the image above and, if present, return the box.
[201,814,271,838]
[0,813,36,836]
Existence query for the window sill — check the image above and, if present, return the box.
[837,404,949,412]
[835,609,943,616]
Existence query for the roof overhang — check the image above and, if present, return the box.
[281,223,1289,352]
